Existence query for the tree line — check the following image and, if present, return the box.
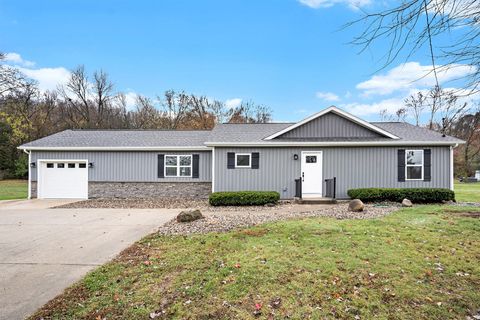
[0,54,272,178]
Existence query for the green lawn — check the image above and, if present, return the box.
[0,179,27,200]
[455,182,480,202]
[30,205,480,320]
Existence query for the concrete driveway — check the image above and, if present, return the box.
[0,200,179,320]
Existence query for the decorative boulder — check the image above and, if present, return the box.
[402,198,413,207]
[348,199,364,212]
[176,209,203,223]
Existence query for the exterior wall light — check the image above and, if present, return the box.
[88,162,94,168]
[30,162,36,168]
[293,154,299,160]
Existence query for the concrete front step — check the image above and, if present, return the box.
[294,197,337,204]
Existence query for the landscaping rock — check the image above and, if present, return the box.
[159,203,397,235]
[348,199,364,212]
[402,198,413,207]
[176,209,204,223]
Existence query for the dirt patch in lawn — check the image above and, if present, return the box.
[445,210,480,218]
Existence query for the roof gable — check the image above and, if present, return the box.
[264,106,400,140]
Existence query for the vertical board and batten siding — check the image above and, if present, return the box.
[31,151,211,182]
[279,113,382,139]
[214,147,451,199]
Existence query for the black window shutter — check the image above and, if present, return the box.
[251,152,260,169]
[192,154,200,178]
[158,154,165,178]
[424,149,431,181]
[227,152,235,169]
[398,149,405,182]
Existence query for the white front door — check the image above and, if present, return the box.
[301,151,323,198]
[38,160,88,199]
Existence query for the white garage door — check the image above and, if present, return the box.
[38,161,88,199]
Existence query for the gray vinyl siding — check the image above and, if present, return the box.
[214,147,451,199]
[31,151,211,182]
[279,113,382,139]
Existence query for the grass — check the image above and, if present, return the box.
[455,182,480,202]
[30,205,480,320]
[0,179,27,200]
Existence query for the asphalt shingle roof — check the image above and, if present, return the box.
[205,122,463,143]
[371,122,462,143]
[19,121,464,149]
[20,129,212,148]
[207,123,294,142]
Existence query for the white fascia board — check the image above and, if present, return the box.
[18,146,213,151]
[204,141,464,147]
[264,106,400,140]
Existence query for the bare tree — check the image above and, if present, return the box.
[160,90,190,129]
[228,101,272,123]
[347,0,480,92]
[59,66,117,128]
[59,66,92,127]
[129,95,166,129]
[405,91,427,126]
[92,70,114,127]
[0,52,30,96]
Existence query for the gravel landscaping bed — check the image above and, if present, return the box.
[158,203,399,235]
[54,198,210,209]
[54,198,296,210]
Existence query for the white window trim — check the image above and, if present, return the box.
[405,149,424,181]
[235,153,251,168]
[164,154,193,178]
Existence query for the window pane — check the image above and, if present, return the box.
[46,163,54,168]
[165,156,177,166]
[407,166,422,179]
[236,155,250,166]
[180,156,191,166]
[180,167,191,176]
[407,151,423,165]
[68,163,76,168]
[57,163,65,168]
[165,167,177,176]
[306,156,317,163]
[79,163,87,168]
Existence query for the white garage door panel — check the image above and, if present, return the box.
[39,161,88,199]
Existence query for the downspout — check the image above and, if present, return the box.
[211,146,215,193]
[450,144,457,191]
[23,149,31,199]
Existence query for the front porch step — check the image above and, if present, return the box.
[294,197,337,204]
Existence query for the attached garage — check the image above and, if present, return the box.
[37,160,88,199]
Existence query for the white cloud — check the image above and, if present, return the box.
[298,0,371,9]
[225,98,242,109]
[4,52,35,67]
[316,91,340,102]
[342,87,480,119]
[341,97,406,117]
[17,66,71,92]
[356,62,476,97]
[123,91,138,111]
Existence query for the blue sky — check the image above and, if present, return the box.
[0,0,475,121]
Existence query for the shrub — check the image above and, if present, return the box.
[209,191,280,206]
[347,188,455,203]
